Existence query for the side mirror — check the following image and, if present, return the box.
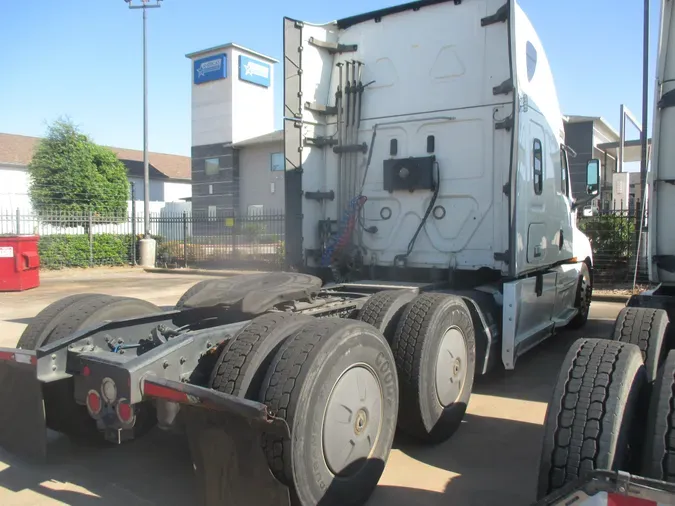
[586,159,600,196]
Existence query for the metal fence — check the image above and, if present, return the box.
[576,209,649,286]
[0,207,285,271]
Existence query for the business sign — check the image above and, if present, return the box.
[239,55,271,87]
[194,53,227,85]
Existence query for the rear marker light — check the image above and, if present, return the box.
[87,390,102,416]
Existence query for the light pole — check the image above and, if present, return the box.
[125,0,161,239]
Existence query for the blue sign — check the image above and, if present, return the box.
[239,55,271,87]
[194,53,227,85]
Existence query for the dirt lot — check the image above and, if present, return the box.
[0,267,623,506]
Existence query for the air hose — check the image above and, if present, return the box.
[321,195,368,268]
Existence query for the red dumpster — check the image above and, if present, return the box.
[0,235,40,292]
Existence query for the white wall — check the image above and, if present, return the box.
[190,49,234,147]
[0,165,31,212]
[231,48,275,144]
[238,142,285,213]
[164,181,192,202]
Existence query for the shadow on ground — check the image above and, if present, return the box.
[372,413,542,506]
[0,428,194,505]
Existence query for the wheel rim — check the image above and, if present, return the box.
[322,364,383,476]
[435,327,469,407]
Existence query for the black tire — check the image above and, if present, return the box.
[259,318,398,506]
[537,338,646,499]
[40,295,163,440]
[641,350,675,481]
[391,293,476,443]
[613,307,669,383]
[566,262,592,329]
[357,290,416,342]
[175,279,216,309]
[16,294,100,350]
[209,312,313,398]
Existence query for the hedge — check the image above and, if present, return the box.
[38,234,134,269]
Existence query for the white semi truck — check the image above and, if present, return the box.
[535,0,675,504]
[0,1,612,505]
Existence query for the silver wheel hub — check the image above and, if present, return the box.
[436,327,468,407]
[322,365,383,476]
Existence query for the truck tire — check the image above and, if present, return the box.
[41,295,163,440]
[641,350,675,481]
[566,262,592,329]
[175,279,216,309]
[537,338,646,498]
[209,312,313,398]
[259,318,398,506]
[613,307,669,383]
[16,294,100,350]
[391,293,476,443]
[357,290,416,342]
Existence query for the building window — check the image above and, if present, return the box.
[208,205,217,218]
[560,145,569,197]
[205,158,220,176]
[526,42,537,81]
[533,139,543,195]
[271,152,284,171]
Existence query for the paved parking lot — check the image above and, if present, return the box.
[0,268,622,505]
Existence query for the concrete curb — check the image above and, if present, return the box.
[143,268,262,277]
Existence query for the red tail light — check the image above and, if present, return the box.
[86,390,102,416]
[116,399,134,425]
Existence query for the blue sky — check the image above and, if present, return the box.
[0,0,660,157]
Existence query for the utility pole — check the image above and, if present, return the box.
[125,0,162,266]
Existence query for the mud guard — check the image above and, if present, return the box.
[143,378,292,506]
[0,349,47,462]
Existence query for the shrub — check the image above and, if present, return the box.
[38,234,133,269]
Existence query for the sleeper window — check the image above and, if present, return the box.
[560,145,569,197]
[533,139,543,195]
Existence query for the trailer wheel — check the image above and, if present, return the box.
[391,293,476,443]
[640,350,675,481]
[175,279,216,309]
[537,338,646,498]
[41,295,163,440]
[613,307,669,383]
[210,312,313,398]
[16,294,100,350]
[357,290,416,342]
[259,318,398,506]
[566,262,592,329]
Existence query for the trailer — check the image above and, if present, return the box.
[0,1,607,505]
[536,0,675,504]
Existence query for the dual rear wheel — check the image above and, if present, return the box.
[537,306,673,499]
[209,289,476,505]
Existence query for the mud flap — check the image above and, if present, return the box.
[185,409,291,506]
[0,349,46,462]
[142,378,292,506]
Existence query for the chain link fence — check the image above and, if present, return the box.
[0,207,285,271]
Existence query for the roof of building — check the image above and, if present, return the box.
[0,132,191,180]
[185,43,278,63]
[232,129,284,147]
[564,115,620,139]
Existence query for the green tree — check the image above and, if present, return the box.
[28,119,129,221]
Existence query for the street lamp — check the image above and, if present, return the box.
[125,0,162,239]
